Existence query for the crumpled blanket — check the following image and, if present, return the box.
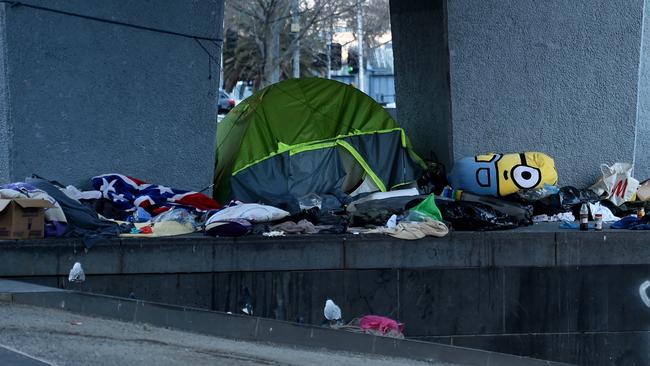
[25,177,131,247]
[90,173,221,214]
[366,218,449,240]
[611,216,650,230]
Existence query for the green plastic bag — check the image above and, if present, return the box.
[409,195,443,222]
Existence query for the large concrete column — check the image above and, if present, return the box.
[390,0,453,168]
[0,0,223,190]
[391,0,650,188]
[634,1,650,180]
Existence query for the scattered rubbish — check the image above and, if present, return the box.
[637,180,650,201]
[436,200,519,231]
[298,193,323,211]
[587,202,620,222]
[69,320,83,326]
[580,203,589,231]
[532,212,575,222]
[590,163,640,206]
[516,184,560,201]
[262,230,285,237]
[406,194,443,222]
[386,214,397,229]
[239,287,254,316]
[359,315,404,338]
[595,213,603,231]
[68,262,85,283]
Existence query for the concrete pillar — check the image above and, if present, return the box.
[0,0,224,190]
[390,0,453,168]
[391,0,650,187]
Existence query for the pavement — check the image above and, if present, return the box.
[0,302,457,366]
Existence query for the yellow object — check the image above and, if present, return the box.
[449,152,558,197]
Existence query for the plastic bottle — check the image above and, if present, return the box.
[579,203,589,231]
[639,207,645,219]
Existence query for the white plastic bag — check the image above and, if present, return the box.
[590,163,639,206]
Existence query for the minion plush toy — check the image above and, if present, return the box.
[448,152,558,197]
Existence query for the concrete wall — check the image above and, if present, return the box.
[390,0,453,167]
[0,0,223,190]
[446,0,645,187]
[390,0,650,188]
[0,5,9,184]
[635,1,650,180]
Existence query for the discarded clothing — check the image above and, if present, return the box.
[25,177,130,247]
[560,222,595,230]
[271,219,318,234]
[611,216,650,230]
[205,218,252,237]
[532,212,575,223]
[359,315,405,337]
[91,173,221,213]
[367,218,449,240]
[0,182,67,237]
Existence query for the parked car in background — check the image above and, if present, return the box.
[218,89,236,114]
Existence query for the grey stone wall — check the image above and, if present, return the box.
[634,0,650,182]
[0,5,9,184]
[446,0,644,187]
[391,0,650,188]
[0,0,223,190]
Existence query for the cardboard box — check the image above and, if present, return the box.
[0,198,54,240]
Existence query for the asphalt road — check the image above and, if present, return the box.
[0,303,456,366]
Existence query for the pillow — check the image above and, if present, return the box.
[206,203,289,223]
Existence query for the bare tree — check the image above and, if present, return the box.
[223,0,390,92]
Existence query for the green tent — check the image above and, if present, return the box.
[214,78,424,209]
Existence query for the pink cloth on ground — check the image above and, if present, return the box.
[359,315,404,334]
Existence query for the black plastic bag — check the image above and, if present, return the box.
[435,200,519,231]
[532,186,600,216]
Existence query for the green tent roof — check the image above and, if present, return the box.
[214,77,422,203]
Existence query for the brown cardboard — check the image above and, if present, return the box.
[0,198,54,240]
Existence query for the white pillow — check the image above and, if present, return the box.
[207,203,289,224]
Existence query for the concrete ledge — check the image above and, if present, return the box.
[6,285,571,366]
[1,224,648,277]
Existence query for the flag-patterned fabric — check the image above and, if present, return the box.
[91,173,221,214]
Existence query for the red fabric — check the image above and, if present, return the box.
[173,192,221,210]
[359,315,404,334]
[127,176,147,185]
